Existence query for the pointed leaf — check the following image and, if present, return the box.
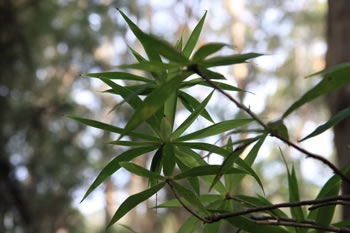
[179,91,214,123]
[192,42,229,61]
[119,162,165,180]
[149,146,164,187]
[108,140,159,147]
[201,53,264,67]
[107,182,165,229]
[299,106,350,142]
[177,216,201,233]
[174,165,247,180]
[176,158,200,194]
[177,119,253,141]
[118,224,139,233]
[171,91,214,139]
[122,71,191,138]
[196,66,226,79]
[81,146,157,202]
[183,11,207,58]
[288,166,305,225]
[128,45,147,62]
[82,72,150,82]
[181,78,249,92]
[118,61,180,72]
[66,116,158,141]
[226,216,289,233]
[283,63,350,118]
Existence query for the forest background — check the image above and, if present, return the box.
[1,0,349,232]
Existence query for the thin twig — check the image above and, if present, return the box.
[166,179,207,222]
[204,195,350,223]
[189,64,350,184]
[255,220,350,232]
[308,200,350,211]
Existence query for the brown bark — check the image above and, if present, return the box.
[326,0,350,220]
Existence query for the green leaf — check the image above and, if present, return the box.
[177,119,253,141]
[108,140,159,147]
[203,221,221,233]
[196,66,226,79]
[81,146,157,202]
[107,182,165,229]
[82,72,150,82]
[200,53,264,67]
[174,165,247,180]
[283,63,350,118]
[267,119,289,140]
[177,216,201,233]
[118,224,139,233]
[121,71,191,139]
[128,45,147,62]
[183,11,207,58]
[299,106,350,142]
[118,61,181,72]
[163,143,176,176]
[171,91,214,139]
[119,162,165,180]
[156,194,222,208]
[235,157,265,193]
[118,9,162,62]
[149,146,164,187]
[176,158,200,194]
[175,37,183,50]
[288,167,305,223]
[171,181,207,213]
[192,42,229,61]
[181,78,249,92]
[66,116,158,141]
[160,115,172,142]
[228,136,266,192]
[178,91,214,123]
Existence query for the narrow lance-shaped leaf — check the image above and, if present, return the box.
[174,165,247,180]
[181,78,249,93]
[119,162,165,180]
[149,146,164,187]
[118,61,180,72]
[196,66,226,80]
[66,115,158,141]
[108,140,159,147]
[283,63,350,118]
[176,157,200,194]
[200,53,264,67]
[183,11,207,58]
[288,166,305,224]
[178,91,214,123]
[118,8,162,62]
[121,71,191,139]
[82,72,151,82]
[177,119,253,141]
[299,106,350,142]
[192,42,229,61]
[107,182,165,229]
[162,143,176,176]
[81,145,158,202]
[171,91,214,139]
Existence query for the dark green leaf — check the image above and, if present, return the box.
[235,157,265,193]
[118,61,181,72]
[155,194,222,208]
[183,11,207,58]
[81,146,157,202]
[172,181,207,213]
[200,53,263,67]
[174,165,247,180]
[128,45,147,62]
[177,119,253,141]
[176,158,200,194]
[171,91,214,139]
[82,72,150,82]
[149,146,164,187]
[177,216,201,233]
[226,216,289,233]
[299,106,350,142]
[283,63,350,118]
[196,66,226,79]
[267,119,289,140]
[107,182,165,229]
[192,42,229,61]
[163,143,176,176]
[181,78,249,93]
[178,91,214,123]
[203,221,221,233]
[66,115,158,141]
[108,140,159,147]
[119,162,165,180]
[288,166,305,224]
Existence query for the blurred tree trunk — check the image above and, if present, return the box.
[326,0,350,220]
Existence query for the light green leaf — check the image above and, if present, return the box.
[299,106,350,142]
[121,71,191,139]
[163,143,176,176]
[119,162,165,180]
[176,37,183,50]
[178,91,214,123]
[66,115,158,141]
[82,72,150,82]
[107,182,165,229]
[177,119,253,141]
[192,42,229,61]
[183,11,207,58]
[81,146,158,202]
[160,115,172,142]
[200,53,264,67]
[118,9,162,62]
[283,63,350,118]
[171,91,214,139]
[118,61,181,72]
[174,165,247,180]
